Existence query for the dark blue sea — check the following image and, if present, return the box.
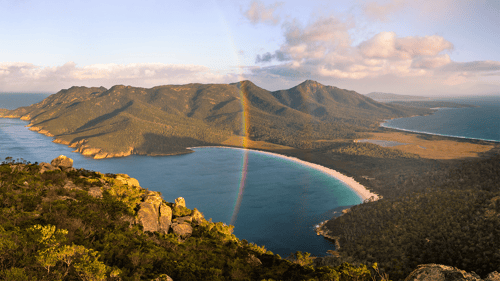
[0,93,361,257]
[382,96,500,142]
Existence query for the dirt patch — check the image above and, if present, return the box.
[362,131,496,159]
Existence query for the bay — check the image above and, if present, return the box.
[0,93,362,256]
[382,96,500,142]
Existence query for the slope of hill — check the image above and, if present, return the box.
[0,155,382,280]
[0,81,432,159]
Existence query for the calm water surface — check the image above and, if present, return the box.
[382,96,500,142]
[0,94,361,256]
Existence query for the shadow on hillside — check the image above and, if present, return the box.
[135,133,213,155]
[76,100,133,131]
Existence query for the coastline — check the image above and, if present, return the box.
[187,145,380,203]
[381,121,500,144]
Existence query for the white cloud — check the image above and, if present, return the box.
[243,0,282,25]
[0,62,236,92]
[250,13,499,95]
[359,32,454,60]
[360,0,470,22]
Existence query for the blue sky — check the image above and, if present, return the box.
[1,0,499,96]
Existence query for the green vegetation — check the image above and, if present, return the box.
[0,157,387,280]
[324,154,500,280]
[327,142,420,159]
[0,80,431,157]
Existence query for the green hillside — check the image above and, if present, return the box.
[0,81,432,158]
[0,156,383,281]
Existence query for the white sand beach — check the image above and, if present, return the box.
[188,146,380,202]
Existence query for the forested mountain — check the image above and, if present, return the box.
[0,81,431,158]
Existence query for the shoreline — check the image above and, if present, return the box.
[380,123,500,144]
[187,145,380,203]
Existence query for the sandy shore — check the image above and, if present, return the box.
[188,146,380,202]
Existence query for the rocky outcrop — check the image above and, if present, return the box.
[51,155,74,170]
[171,223,192,239]
[134,192,206,240]
[405,264,500,281]
[115,174,140,187]
[485,272,500,281]
[174,197,186,207]
[151,274,174,281]
[70,139,134,159]
[136,191,172,233]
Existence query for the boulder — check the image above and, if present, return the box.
[115,174,140,187]
[50,155,73,170]
[63,180,79,190]
[39,162,58,174]
[159,202,172,233]
[485,272,500,281]
[136,191,172,234]
[171,223,192,239]
[174,197,186,208]
[88,186,103,198]
[173,216,192,224]
[191,208,204,224]
[137,201,160,232]
[405,264,481,281]
[151,274,174,281]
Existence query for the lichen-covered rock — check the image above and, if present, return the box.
[174,197,186,208]
[137,201,160,232]
[39,162,58,174]
[173,216,192,224]
[88,186,103,198]
[159,202,172,233]
[405,264,481,281]
[136,191,172,234]
[151,274,174,281]
[50,155,73,170]
[115,174,140,187]
[191,208,204,224]
[171,223,192,239]
[63,180,79,190]
[485,272,500,281]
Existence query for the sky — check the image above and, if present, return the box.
[0,0,499,96]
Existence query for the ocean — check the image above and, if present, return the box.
[0,93,361,257]
[382,96,500,142]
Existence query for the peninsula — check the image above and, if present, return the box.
[0,80,432,159]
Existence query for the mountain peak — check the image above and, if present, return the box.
[300,80,323,87]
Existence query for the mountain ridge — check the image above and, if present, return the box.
[0,80,432,159]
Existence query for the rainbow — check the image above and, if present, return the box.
[230,84,250,225]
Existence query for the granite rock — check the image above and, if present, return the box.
[405,264,481,281]
[50,155,73,170]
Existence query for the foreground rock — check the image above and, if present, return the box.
[405,264,500,281]
[50,155,74,171]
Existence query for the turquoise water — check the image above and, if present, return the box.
[382,96,500,142]
[0,95,362,256]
